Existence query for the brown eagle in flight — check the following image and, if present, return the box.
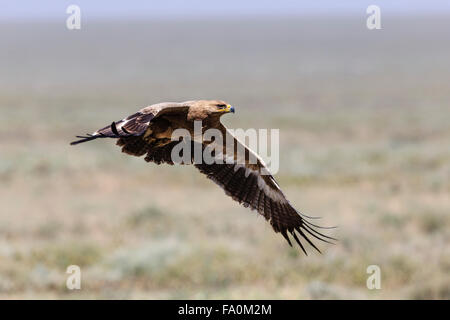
[71,100,334,254]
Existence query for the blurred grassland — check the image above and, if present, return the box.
[0,16,449,299]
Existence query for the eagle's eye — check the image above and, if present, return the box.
[216,104,227,109]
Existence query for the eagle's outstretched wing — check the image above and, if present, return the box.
[194,124,335,254]
[70,102,189,146]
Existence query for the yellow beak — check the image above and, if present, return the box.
[226,104,235,113]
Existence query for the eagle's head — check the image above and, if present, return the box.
[191,100,235,116]
[210,100,235,114]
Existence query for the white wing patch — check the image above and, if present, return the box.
[221,155,285,203]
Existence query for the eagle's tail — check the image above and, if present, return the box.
[70,134,103,145]
[70,121,132,145]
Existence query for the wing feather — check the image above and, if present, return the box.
[193,123,334,253]
[70,102,189,145]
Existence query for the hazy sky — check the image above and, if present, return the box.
[1,0,449,20]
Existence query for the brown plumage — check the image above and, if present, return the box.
[71,100,334,254]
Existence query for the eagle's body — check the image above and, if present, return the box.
[71,100,334,254]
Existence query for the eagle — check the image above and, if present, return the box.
[71,100,334,254]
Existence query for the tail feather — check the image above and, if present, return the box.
[71,119,138,146]
[70,134,103,145]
